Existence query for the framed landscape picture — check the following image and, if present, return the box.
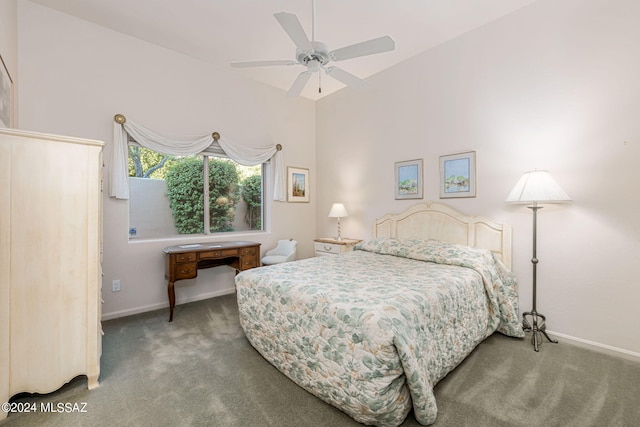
[287,166,309,202]
[440,151,476,198]
[395,159,423,200]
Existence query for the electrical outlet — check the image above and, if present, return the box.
[112,279,121,292]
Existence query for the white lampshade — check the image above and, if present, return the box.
[505,170,572,204]
[328,203,348,218]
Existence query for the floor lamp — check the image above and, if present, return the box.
[505,170,571,351]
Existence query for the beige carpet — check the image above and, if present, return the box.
[3,294,640,426]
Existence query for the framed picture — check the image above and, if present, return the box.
[395,159,423,200]
[0,54,13,128]
[287,166,309,202]
[440,151,476,198]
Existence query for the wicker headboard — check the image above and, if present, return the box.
[373,202,512,269]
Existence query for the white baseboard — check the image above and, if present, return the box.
[101,288,236,321]
[549,330,640,362]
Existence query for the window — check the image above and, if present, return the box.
[128,145,263,239]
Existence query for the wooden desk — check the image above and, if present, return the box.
[163,241,260,321]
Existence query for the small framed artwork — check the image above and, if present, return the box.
[395,159,423,200]
[0,54,13,128]
[440,151,476,198]
[287,166,309,202]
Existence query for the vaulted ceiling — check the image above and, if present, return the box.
[29,0,537,100]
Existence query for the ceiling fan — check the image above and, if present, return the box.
[230,0,396,97]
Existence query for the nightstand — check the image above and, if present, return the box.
[314,238,362,256]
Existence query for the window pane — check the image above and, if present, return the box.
[166,157,206,234]
[128,146,263,239]
[236,164,263,232]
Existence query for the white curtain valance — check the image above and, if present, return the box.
[109,118,285,201]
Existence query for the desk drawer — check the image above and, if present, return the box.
[175,252,196,262]
[240,247,257,256]
[240,255,258,270]
[199,249,238,259]
[175,263,197,279]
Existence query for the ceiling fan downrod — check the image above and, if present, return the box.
[311,0,316,42]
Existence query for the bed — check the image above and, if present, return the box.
[235,202,524,426]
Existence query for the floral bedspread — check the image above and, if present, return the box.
[235,239,523,426]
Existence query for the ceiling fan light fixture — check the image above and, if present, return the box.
[296,41,330,66]
[307,59,320,72]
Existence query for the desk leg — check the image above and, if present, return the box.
[168,280,176,322]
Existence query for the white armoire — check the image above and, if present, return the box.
[0,128,104,419]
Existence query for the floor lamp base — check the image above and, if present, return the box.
[522,311,558,352]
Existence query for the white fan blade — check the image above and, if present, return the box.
[287,71,312,97]
[230,60,297,68]
[325,67,369,91]
[274,12,313,52]
[330,35,396,61]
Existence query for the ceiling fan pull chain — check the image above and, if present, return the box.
[319,71,322,94]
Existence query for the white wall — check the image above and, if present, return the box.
[0,0,18,126]
[316,0,640,355]
[17,1,317,319]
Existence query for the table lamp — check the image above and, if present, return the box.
[328,203,348,241]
